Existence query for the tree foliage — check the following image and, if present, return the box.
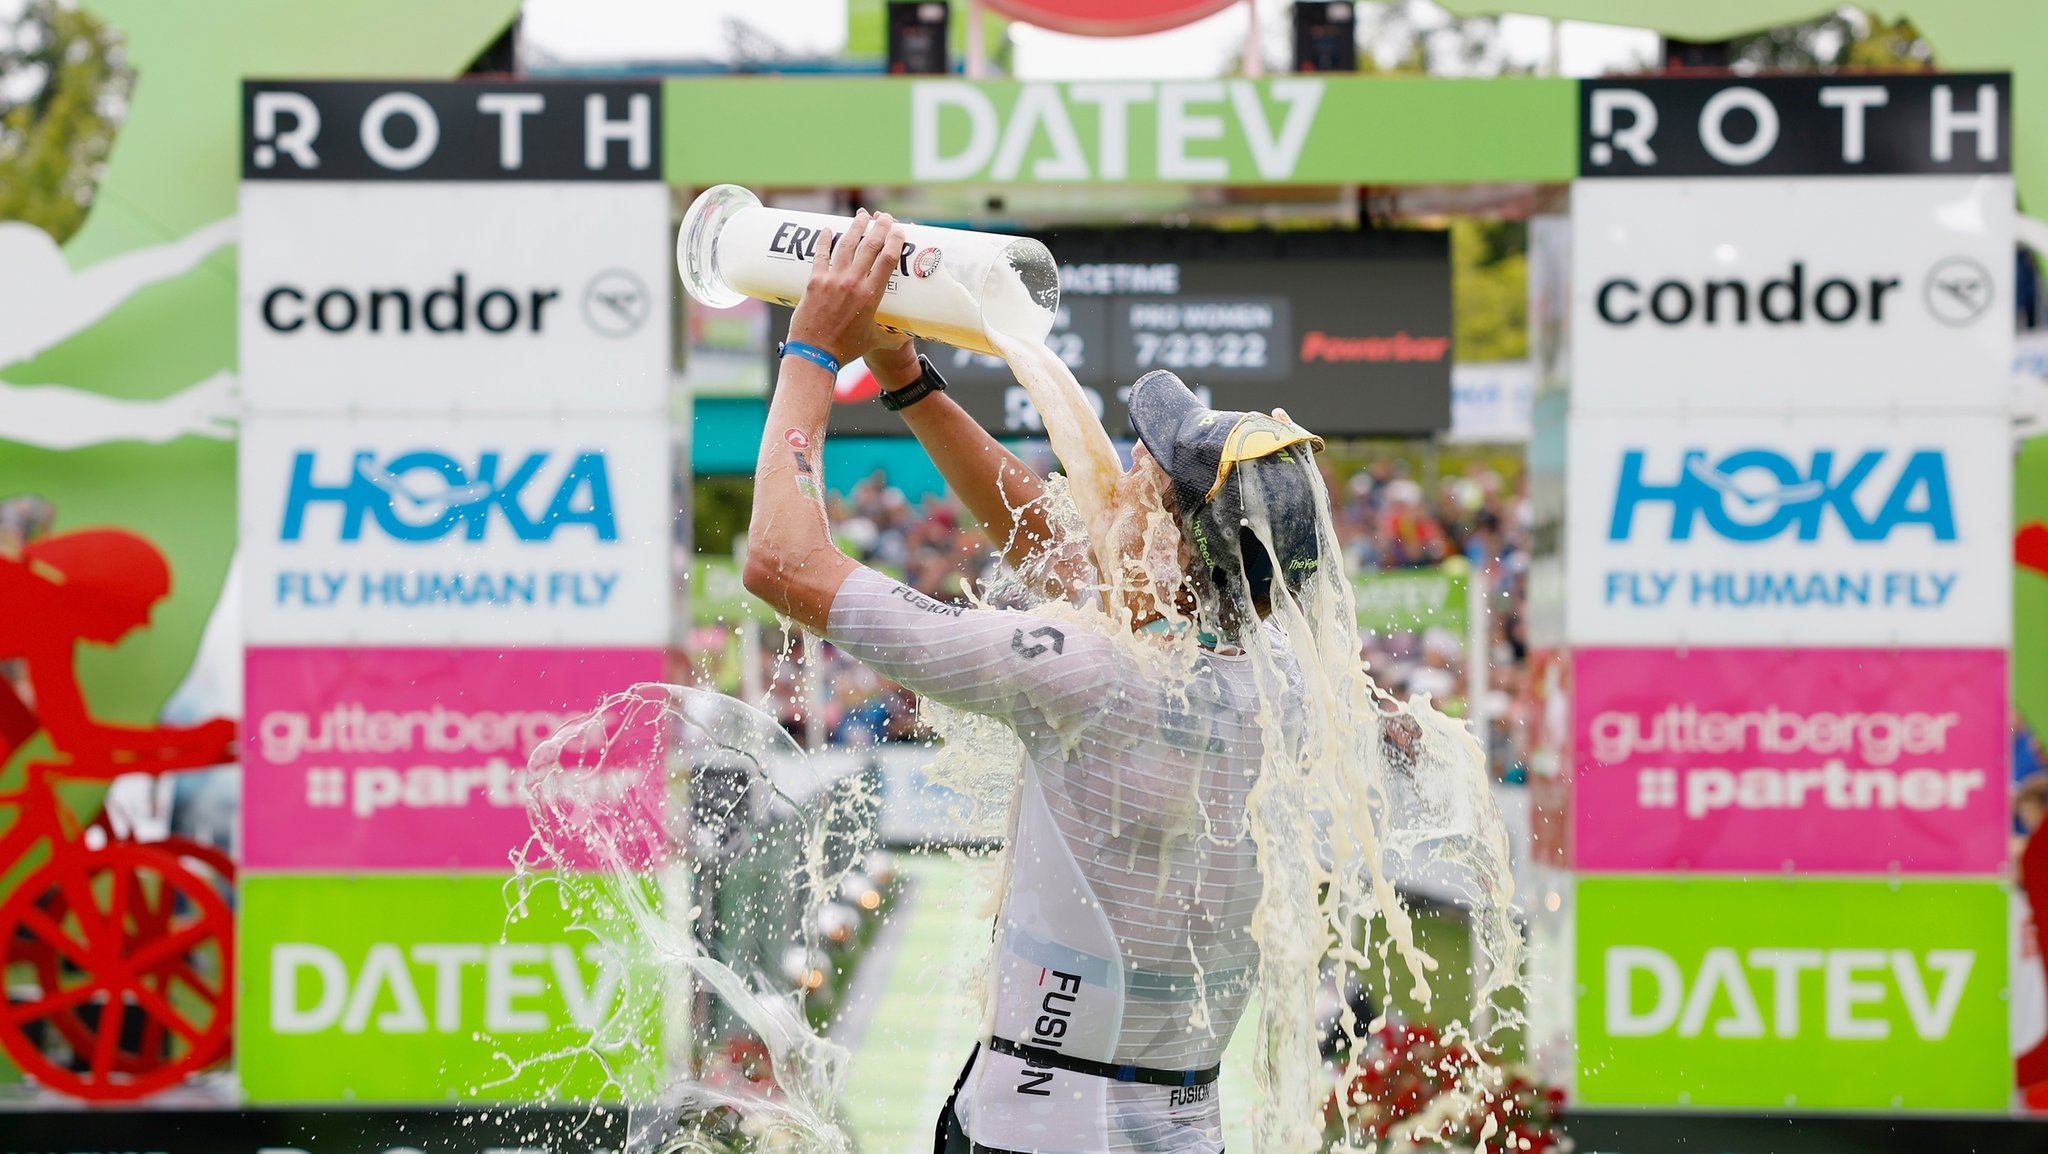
[1731,6,1933,73]
[0,0,131,243]
[1451,218,1526,364]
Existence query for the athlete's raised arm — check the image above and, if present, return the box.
[864,342,1091,601]
[742,210,907,631]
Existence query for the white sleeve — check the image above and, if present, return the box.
[823,566,1119,745]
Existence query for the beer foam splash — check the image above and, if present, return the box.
[988,330,1525,1151]
[511,257,1524,1152]
[515,684,879,1153]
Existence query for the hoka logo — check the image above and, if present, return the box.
[1608,448,1956,543]
[280,450,618,543]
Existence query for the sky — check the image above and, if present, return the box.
[519,0,1660,79]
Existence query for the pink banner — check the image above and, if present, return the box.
[244,647,664,871]
[1573,647,2008,875]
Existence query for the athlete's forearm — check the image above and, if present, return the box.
[743,356,857,632]
[743,211,907,629]
[875,352,1089,597]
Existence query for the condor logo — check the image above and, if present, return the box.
[1609,448,1955,543]
[1595,258,1994,330]
[280,449,618,543]
[1596,263,1903,328]
[262,272,561,336]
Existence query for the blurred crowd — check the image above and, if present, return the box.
[1331,457,1535,783]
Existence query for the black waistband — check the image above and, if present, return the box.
[985,1035,1221,1088]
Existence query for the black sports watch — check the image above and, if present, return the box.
[879,354,948,412]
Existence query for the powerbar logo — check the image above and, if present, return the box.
[280,450,617,543]
[1299,330,1449,363]
[1608,448,1954,543]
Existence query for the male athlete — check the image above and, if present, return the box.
[744,211,1352,1154]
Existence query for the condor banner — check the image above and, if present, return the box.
[1572,176,2011,413]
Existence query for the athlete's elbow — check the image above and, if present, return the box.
[741,546,783,602]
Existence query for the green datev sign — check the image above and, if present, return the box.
[691,556,776,626]
[663,75,1574,187]
[239,875,661,1103]
[1351,563,1469,634]
[1577,878,2009,1111]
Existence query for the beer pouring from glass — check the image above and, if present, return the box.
[677,184,1060,358]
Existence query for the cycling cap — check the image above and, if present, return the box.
[1126,369,1325,604]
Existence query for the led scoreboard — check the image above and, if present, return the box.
[783,227,1451,438]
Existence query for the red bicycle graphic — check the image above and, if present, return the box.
[0,526,238,1100]
[0,753,235,1100]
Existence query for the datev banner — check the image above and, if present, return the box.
[238,874,660,1103]
[1571,176,2012,413]
[242,647,663,871]
[239,414,671,645]
[1576,877,2009,1111]
[1572,647,2009,875]
[1565,412,2011,646]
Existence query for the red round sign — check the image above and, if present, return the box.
[983,0,1241,38]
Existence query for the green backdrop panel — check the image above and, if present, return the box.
[663,74,1575,187]
[1576,876,2010,1112]
[238,873,662,1104]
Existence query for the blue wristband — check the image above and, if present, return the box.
[779,340,841,375]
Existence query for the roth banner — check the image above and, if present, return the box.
[1576,877,2010,1111]
[1570,175,2012,413]
[1573,647,2010,875]
[1578,74,2011,180]
[1565,411,2011,646]
[238,80,669,415]
[242,646,663,871]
